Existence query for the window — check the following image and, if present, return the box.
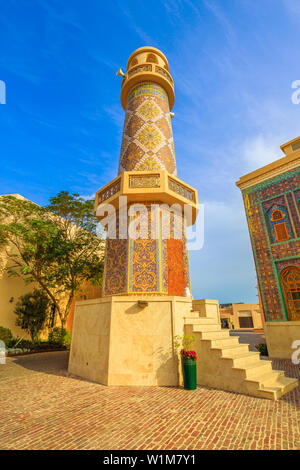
[267,207,291,243]
[271,209,284,221]
[280,266,300,321]
[221,318,229,329]
[239,317,254,328]
[146,53,158,64]
[130,58,138,68]
[274,222,289,242]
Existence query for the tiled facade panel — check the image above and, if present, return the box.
[104,238,128,296]
[118,82,177,175]
[286,192,300,237]
[103,204,190,296]
[276,258,300,273]
[242,167,300,321]
[259,173,300,200]
[272,239,300,260]
[245,202,283,320]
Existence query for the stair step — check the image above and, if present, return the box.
[183,312,200,320]
[236,361,272,379]
[256,388,279,400]
[222,351,261,367]
[217,344,250,355]
[198,330,230,340]
[184,317,216,325]
[260,377,298,400]
[210,337,241,348]
[246,370,284,387]
[192,324,221,332]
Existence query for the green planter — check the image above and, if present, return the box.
[181,356,197,390]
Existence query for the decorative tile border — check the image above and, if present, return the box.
[129,174,160,188]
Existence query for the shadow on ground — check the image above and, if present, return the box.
[8,350,70,378]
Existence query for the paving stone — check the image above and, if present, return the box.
[0,351,299,450]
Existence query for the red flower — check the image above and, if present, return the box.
[180,349,197,360]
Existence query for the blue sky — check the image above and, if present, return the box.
[1,0,300,303]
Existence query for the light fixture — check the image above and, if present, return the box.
[116,67,126,78]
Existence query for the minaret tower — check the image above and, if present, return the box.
[69,47,199,387]
[95,47,198,297]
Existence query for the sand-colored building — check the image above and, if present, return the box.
[0,194,102,340]
[219,303,263,330]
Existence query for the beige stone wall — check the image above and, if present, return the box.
[219,303,263,330]
[192,299,220,323]
[264,321,300,359]
[68,296,192,386]
[0,268,36,340]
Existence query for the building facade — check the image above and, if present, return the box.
[219,303,263,330]
[236,137,300,357]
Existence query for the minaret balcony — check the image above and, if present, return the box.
[94,170,198,225]
[120,63,175,110]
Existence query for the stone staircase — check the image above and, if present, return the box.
[184,311,298,400]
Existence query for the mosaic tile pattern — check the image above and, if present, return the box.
[276,258,300,273]
[118,82,177,175]
[288,192,300,237]
[242,167,300,321]
[103,239,127,296]
[103,204,190,296]
[167,239,185,296]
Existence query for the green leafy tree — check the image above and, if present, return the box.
[0,326,13,345]
[0,193,105,330]
[14,289,50,342]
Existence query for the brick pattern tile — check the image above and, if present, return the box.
[0,352,299,450]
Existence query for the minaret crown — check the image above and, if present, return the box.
[120,46,175,110]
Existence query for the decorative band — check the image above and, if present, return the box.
[127,82,169,105]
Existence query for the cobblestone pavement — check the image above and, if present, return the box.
[0,351,299,450]
[229,330,266,352]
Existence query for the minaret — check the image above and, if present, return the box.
[95,46,198,297]
[70,47,199,387]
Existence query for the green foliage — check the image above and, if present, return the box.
[255,343,268,356]
[14,289,50,342]
[0,193,105,329]
[174,334,195,351]
[8,338,34,349]
[0,326,13,345]
[48,327,71,347]
[46,191,98,234]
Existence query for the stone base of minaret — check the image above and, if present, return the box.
[68,296,298,398]
[68,295,192,386]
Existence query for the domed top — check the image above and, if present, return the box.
[126,46,169,71]
[120,46,174,110]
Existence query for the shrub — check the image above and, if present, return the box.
[10,338,35,349]
[0,326,13,345]
[255,343,268,356]
[48,327,71,347]
[14,289,50,342]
